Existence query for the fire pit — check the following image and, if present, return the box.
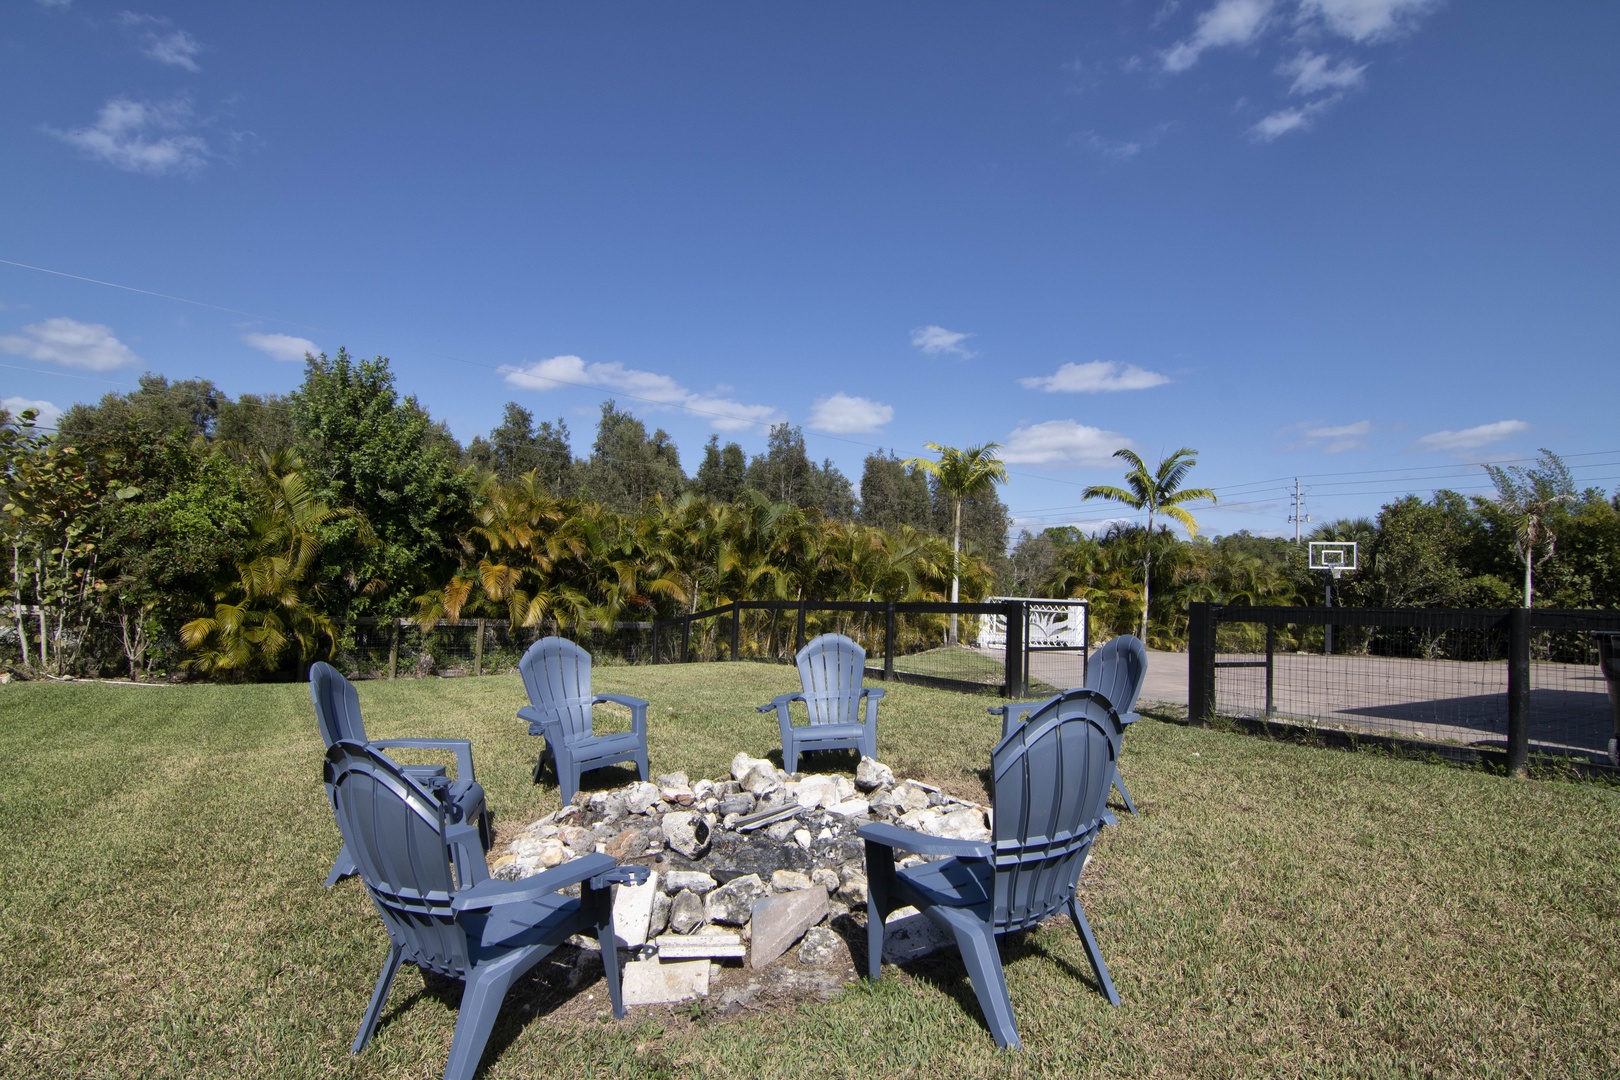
[490,752,991,1005]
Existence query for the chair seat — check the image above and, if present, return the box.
[898,856,993,911]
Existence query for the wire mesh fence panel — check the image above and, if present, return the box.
[1201,605,1620,764]
[1214,618,1513,748]
[1528,629,1611,757]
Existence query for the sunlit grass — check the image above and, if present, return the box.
[1,666,1617,1078]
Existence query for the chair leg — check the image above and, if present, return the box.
[634,748,649,784]
[600,924,628,1018]
[1111,765,1138,816]
[352,942,403,1054]
[442,964,521,1080]
[1067,897,1120,1006]
[782,739,798,776]
[932,909,1021,1050]
[325,844,358,888]
[559,756,580,806]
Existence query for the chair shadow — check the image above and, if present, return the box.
[372,944,611,1078]
[829,915,1109,1042]
[766,746,863,775]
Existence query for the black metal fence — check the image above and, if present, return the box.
[1187,603,1620,772]
[651,599,1090,698]
[335,618,653,680]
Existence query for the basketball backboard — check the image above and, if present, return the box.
[1309,541,1358,577]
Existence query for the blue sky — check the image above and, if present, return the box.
[3,0,1617,542]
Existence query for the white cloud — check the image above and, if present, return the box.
[47,97,210,176]
[1251,94,1341,139]
[1298,0,1441,43]
[910,325,976,358]
[1000,420,1127,466]
[502,354,780,433]
[0,318,140,371]
[243,333,319,362]
[1302,419,1371,452]
[1418,420,1529,452]
[1075,132,1146,160]
[1019,361,1170,393]
[3,397,63,429]
[1282,50,1367,94]
[120,13,204,71]
[1162,0,1276,72]
[807,393,893,434]
[35,0,72,7]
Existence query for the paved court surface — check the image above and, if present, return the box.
[1024,647,1613,758]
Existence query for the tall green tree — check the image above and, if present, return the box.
[576,401,686,512]
[745,423,855,519]
[290,349,471,618]
[1482,448,1576,608]
[1082,447,1215,641]
[694,435,747,503]
[859,451,932,532]
[904,442,1008,644]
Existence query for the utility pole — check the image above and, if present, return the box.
[1289,478,1310,543]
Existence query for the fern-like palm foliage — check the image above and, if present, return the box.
[1082,447,1215,641]
[180,455,347,675]
[905,442,1008,644]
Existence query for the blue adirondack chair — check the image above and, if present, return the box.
[990,635,1147,815]
[517,637,650,803]
[757,633,884,774]
[310,661,490,887]
[861,691,1120,1049]
[323,740,646,1080]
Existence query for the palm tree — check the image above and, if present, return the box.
[1482,448,1575,608]
[1082,448,1215,642]
[905,442,1008,645]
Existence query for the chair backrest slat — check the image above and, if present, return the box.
[310,661,368,746]
[520,637,596,739]
[796,634,865,726]
[1085,636,1147,716]
[989,694,1114,932]
[325,742,471,975]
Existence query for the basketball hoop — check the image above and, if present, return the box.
[1309,541,1357,579]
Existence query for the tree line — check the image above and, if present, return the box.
[6,349,1614,679]
[2,351,1008,679]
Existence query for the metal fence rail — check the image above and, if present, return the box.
[1187,603,1620,773]
[652,599,1090,698]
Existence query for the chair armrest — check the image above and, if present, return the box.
[370,738,476,783]
[453,852,621,913]
[862,687,886,701]
[594,693,648,739]
[757,692,805,714]
[857,821,992,860]
[1119,711,1140,727]
[518,706,564,741]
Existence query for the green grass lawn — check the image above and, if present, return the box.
[2,664,1618,1078]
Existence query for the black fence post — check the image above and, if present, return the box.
[1003,601,1026,698]
[681,617,691,664]
[651,619,662,664]
[796,600,806,654]
[1188,602,1216,726]
[731,602,741,661]
[1506,607,1530,777]
[884,602,896,682]
[1265,623,1276,716]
